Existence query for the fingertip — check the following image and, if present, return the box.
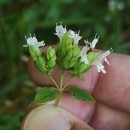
[21,104,93,130]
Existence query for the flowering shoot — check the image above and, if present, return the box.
[23,23,112,107]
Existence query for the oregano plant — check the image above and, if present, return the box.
[23,23,111,105]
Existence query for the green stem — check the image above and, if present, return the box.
[49,76,59,89]
[54,71,65,105]
[54,89,63,106]
[62,76,73,90]
[60,71,65,89]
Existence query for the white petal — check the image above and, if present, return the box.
[74,35,82,44]
[69,30,75,38]
[99,50,110,62]
[91,35,99,48]
[84,40,90,49]
[100,67,106,74]
[37,41,45,47]
[96,63,106,73]
[91,39,98,48]
[90,47,110,73]
[80,55,89,65]
[27,37,34,45]
[69,30,82,44]
[97,65,101,72]
[55,24,67,39]
[93,60,106,73]
[98,62,105,68]
[79,47,89,64]
[104,57,110,65]
[102,50,110,58]
[32,37,38,43]
[82,47,87,54]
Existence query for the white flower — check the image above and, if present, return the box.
[79,46,89,65]
[108,0,125,11]
[99,50,110,65]
[23,34,45,49]
[92,50,111,74]
[84,34,99,49]
[54,23,67,39]
[69,30,82,44]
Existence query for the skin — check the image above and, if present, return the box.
[22,51,130,130]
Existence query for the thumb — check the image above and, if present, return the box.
[21,104,93,130]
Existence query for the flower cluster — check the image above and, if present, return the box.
[24,24,111,76]
[22,23,112,130]
[55,23,111,75]
[24,34,56,75]
[23,23,112,107]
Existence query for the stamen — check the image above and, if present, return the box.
[109,48,113,52]
[95,34,100,39]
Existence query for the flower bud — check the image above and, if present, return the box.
[29,46,56,75]
[45,47,57,75]
[28,45,48,74]
[57,31,80,69]
[46,47,56,60]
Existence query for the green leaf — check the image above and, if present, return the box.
[34,87,58,103]
[34,60,47,74]
[67,86,96,102]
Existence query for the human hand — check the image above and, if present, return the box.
[21,52,130,130]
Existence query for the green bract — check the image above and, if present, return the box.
[70,51,99,78]
[57,31,80,69]
[70,60,90,77]
[29,45,42,61]
[29,45,56,75]
[45,47,57,75]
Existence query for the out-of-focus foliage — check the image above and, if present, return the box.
[0,0,130,129]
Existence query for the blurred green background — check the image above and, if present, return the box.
[0,0,130,129]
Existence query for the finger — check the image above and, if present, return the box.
[28,48,130,113]
[21,104,93,130]
[93,53,130,112]
[28,46,99,120]
[89,103,130,130]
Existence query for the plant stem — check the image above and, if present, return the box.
[54,71,65,105]
[60,71,65,89]
[49,76,59,89]
[54,89,63,106]
[62,76,73,90]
